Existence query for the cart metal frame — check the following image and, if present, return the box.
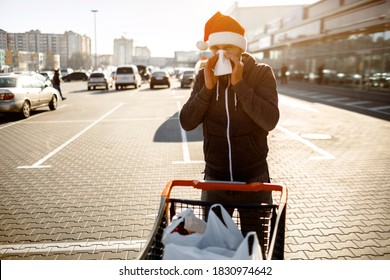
[137,180,287,260]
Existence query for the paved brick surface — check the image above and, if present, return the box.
[0,80,389,260]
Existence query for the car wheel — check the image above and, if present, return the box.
[88,86,91,90]
[105,83,108,90]
[49,95,57,111]
[21,101,31,118]
[150,84,154,89]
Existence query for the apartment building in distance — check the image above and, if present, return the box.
[113,37,134,66]
[0,29,91,71]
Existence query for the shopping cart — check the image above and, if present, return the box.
[137,179,287,260]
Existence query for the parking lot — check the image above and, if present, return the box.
[0,79,389,260]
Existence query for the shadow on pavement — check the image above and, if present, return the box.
[154,112,203,142]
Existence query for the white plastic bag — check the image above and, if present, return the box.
[197,204,243,250]
[163,243,236,260]
[233,232,263,260]
[162,208,206,247]
[163,231,263,260]
[163,204,262,260]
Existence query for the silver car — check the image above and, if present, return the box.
[0,73,60,118]
[87,72,113,90]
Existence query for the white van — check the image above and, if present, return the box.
[114,65,142,90]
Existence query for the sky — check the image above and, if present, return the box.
[2,0,319,57]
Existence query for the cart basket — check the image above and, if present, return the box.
[137,179,287,260]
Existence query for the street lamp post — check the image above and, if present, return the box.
[91,9,98,70]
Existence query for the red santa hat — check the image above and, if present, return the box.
[196,12,247,51]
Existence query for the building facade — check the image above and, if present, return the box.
[133,46,151,66]
[0,29,91,70]
[113,37,134,66]
[237,0,390,91]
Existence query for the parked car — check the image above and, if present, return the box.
[322,69,337,84]
[33,72,52,87]
[150,71,171,89]
[368,72,390,88]
[288,70,307,81]
[114,65,142,90]
[194,59,208,75]
[39,70,54,82]
[87,72,113,90]
[62,71,88,82]
[180,69,195,88]
[60,68,73,80]
[0,73,60,118]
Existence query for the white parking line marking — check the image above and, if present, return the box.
[173,101,204,164]
[277,125,335,160]
[369,105,390,112]
[312,94,334,99]
[344,101,372,106]
[17,103,123,169]
[325,97,351,102]
[0,239,146,254]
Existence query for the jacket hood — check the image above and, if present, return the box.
[241,52,257,75]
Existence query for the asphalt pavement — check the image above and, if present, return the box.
[278,81,390,121]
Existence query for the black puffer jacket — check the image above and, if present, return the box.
[180,53,279,181]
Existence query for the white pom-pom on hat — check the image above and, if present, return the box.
[196,40,208,51]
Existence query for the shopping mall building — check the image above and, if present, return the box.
[232,0,390,92]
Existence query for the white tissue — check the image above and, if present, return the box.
[214,50,232,76]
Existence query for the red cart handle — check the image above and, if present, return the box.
[161,179,287,204]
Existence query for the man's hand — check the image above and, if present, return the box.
[204,54,218,90]
[225,52,244,86]
[204,52,244,89]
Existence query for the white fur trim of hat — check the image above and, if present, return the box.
[208,32,247,51]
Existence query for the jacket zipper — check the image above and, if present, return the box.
[223,77,233,181]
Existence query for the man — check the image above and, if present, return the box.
[52,69,66,101]
[281,64,288,84]
[180,12,279,237]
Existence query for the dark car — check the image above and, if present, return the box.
[62,71,88,82]
[150,71,170,89]
[180,70,195,88]
[368,72,390,88]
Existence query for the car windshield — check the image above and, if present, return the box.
[117,68,134,74]
[0,77,17,88]
[91,73,104,78]
[184,71,195,75]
